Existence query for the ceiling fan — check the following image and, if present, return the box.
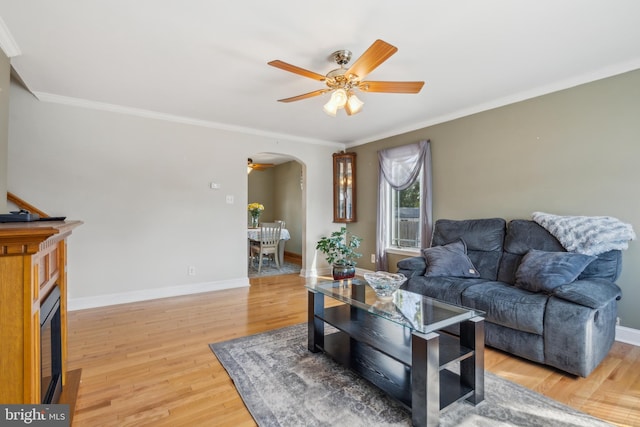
[247,158,274,172]
[268,39,424,116]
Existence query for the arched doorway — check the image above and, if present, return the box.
[247,153,304,277]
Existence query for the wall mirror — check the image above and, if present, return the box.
[333,152,356,223]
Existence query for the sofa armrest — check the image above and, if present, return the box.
[396,256,426,278]
[552,279,622,309]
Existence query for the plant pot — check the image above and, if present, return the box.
[332,264,356,280]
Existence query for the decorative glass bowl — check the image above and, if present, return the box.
[363,271,407,300]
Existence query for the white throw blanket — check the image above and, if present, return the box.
[532,211,636,256]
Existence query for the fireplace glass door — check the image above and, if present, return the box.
[40,286,62,404]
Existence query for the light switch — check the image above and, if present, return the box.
[210,182,221,189]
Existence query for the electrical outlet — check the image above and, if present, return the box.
[370,254,376,263]
[188,266,196,276]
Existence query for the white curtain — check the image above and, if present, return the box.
[376,140,432,271]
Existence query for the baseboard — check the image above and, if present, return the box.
[305,267,377,279]
[305,267,372,279]
[300,267,317,277]
[304,266,330,278]
[616,325,640,346]
[68,277,250,311]
[283,251,302,262]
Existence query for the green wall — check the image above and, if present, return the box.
[248,168,276,222]
[350,69,640,329]
[0,50,9,213]
[248,161,303,256]
[273,161,303,256]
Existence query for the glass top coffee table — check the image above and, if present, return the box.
[306,278,485,426]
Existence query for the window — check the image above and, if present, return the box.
[391,178,421,248]
[376,140,432,270]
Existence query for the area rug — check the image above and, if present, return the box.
[209,323,613,427]
[248,261,301,278]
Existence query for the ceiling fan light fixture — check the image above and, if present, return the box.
[323,88,362,117]
[323,99,338,116]
[324,88,345,116]
[345,93,364,115]
[332,88,348,108]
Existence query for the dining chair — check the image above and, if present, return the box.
[274,220,286,266]
[247,222,264,266]
[250,222,282,273]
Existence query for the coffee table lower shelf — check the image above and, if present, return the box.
[319,331,475,410]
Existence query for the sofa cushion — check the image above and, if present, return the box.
[461,281,548,335]
[401,276,487,307]
[503,220,565,253]
[578,249,623,282]
[515,249,596,293]
[421,239,480,278]
[431,218,506,280]
[498,220,565,284]
[396,256,427,278]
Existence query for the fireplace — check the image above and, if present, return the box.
[40,286,62,404]
[0,220,81,404]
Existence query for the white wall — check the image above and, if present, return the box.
[8,82,340,308]
[0,49,9,213]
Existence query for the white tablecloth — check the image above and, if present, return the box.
[247,228,291,241]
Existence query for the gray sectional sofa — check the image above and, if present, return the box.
[397,218,623,377]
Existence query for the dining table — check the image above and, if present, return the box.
[247,227,291,267]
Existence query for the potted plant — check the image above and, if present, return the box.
[316,226,362,280]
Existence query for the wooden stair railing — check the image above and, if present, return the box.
[6,192,50,218]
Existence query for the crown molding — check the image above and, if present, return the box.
[0,16,21,57]
[32,91,343,148]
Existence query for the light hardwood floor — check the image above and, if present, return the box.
[67,273,640,426]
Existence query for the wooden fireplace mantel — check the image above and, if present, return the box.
[0,220,82,404]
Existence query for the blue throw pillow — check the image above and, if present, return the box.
[515,249,596,293]
[421,239,480,278]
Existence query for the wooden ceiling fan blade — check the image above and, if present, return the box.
[248,158,275,171]
[277,89,329,103]
[251,163,275,171]
[268,60,326,81]
[345,39,398,80]
[359,81,425,93]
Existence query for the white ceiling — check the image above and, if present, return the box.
[1,1,640,148]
